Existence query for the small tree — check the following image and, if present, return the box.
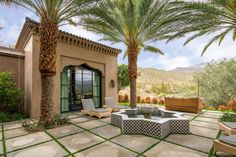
[117,64,129,91]
[194,59,236,107]
[0,72,23,112]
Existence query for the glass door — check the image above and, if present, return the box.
[61,65,101,112]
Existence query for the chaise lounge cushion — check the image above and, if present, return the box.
[105,97,128,109]
[82,99,96,110]
[219,135,236,147]
[110,106,128,109]
[91,108,110,113]
[82,99,110,113]
[223,122,236,129]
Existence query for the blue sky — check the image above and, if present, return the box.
[1,5,236,70]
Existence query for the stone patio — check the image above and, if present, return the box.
[0,110,229,157]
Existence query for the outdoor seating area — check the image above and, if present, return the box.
[105,97,129,112]
[81,99,111,119]
[0,110,229,157]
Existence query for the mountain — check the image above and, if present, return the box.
[137,67,193,86]
[170,63,206,73]
[120,63,206,96]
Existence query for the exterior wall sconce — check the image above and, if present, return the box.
[111,79,115,88]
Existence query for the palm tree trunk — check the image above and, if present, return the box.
[128,46,138,109]
[39,17,59,124]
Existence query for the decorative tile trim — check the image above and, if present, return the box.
[111,109,189,138]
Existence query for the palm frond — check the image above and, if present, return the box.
[172,0,236,55]
[0,0,13,5]
[12,0,96,25]
[80,0,185,56]
[143,45,165,55]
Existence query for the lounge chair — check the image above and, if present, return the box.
[219,122,236,135]
[81,99,111,119]
[214,135,236,156]
[105,97,128,112]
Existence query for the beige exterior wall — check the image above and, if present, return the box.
[24,35,118,118]
[0,48,24,90]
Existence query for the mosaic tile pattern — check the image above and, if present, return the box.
[111,109,189,138]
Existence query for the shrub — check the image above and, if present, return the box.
[218,105,226,110]
[227,100,236,111]
[137,96,141,103]
[195,59,236,105]
[159,98,165,105]
[124,94,129,102]
[220,113,236,122]
[0,72,23,112]
[152,97,158,104]
[145,97,151,103]
[140,98,146,103]
[118,95,125,102]
[22,114,69,132]
[0,112,26,123]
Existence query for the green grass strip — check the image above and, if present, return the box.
[44,129,75,157]
[191,111,206,121]
[208,130,221,157]
[1,124,7,157]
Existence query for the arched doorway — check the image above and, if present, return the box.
[61,64,101,112]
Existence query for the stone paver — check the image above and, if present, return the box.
[190,125,219,138]
[190,120,219,130]
[195,117,219,123]
[99,117,111,123]
[5,132,51,152]
[0,111,225,157]
[58,131,104,153]
[91,125,121,139]
[47,125,84,138]
[7,141,68,157]
[144,141,208,157]
[70,117,93,124]
[4,128,28,140]
[199,113,222,119]
[204,111,223,115]
[111,135,158,154]
[0,139,3,155]
[3,122,22,131]
[165,134,213,153]
[66,114,81,119]
[77,120,107,130]
[182,115,195,120]
[74,142,138,157]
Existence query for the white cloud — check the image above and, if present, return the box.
[0,17,6,27]
[138,54,191,70]
[184,35,236,63]
[8,24,21,41]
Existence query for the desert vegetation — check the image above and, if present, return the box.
[119,59,236,111]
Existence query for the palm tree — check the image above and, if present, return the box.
[79,0,184,108]
[169,0,236,55]
[13,0,95,125]
[0,0,12,5]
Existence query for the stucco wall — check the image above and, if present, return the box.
[0,49,24,90]
[23,36,36,117]
[25,35,118,118]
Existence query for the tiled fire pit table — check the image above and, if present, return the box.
[111,108,189,139]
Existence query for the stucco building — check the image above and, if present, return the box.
[0,18,120,118]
